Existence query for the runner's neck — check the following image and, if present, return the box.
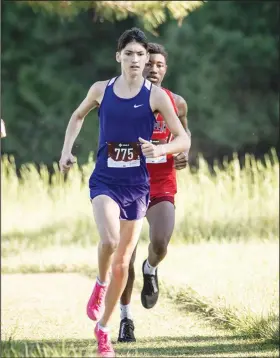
[119,73,144,88]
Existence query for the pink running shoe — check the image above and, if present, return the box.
[87,280,107,321]
[94,323,115,357]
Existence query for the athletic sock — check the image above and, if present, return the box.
[98,322,109,332]
[97,277,107,287]
[144,259,157,275]
[120,304,133,320]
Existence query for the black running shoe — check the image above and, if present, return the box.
[117,318,136,343]
[141,260,159,309]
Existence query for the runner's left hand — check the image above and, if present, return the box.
[139,137,164,158]
[174,152,188,170]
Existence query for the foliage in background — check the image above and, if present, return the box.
[1,1,279,166]
[21,1,205,33]
[161,1,279,159]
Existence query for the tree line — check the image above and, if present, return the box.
[1,1,279,167]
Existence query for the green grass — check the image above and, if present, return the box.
[1,271,279,357]
[1,337,278,357]
[1,149,279,256]
[2,243,279,351]
[165,285,279,343]
[1,150,279,356]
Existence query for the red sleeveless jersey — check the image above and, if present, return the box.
[146,88,178,197]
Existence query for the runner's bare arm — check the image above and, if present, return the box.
[148,86,190,156]
[173,94,191,169]
[59,81,107,172]
[61,81,107,155]
[173,94,191,139]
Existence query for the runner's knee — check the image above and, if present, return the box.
[100,238,118,255]
[112,262,129,280]
[151,235,170,256]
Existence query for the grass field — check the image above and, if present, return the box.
[2,243,279,357]
[1,270,278,358]
[2,150,279,251]
[1,151,279,357]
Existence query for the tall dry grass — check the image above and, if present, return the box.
[1,149,279,255]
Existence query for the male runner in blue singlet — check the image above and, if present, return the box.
[59,28,190,357]
[118,43,190,343]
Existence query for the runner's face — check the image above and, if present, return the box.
[144,53,167,86]
[117,41,149,76]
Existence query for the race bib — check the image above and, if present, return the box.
[107,142,140,168]
[146,139,167,164]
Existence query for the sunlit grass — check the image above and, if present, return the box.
[1,150,279,356]
[1,337,278,357]
[2,265,279,357]
[2,242,279,343]
[2,149,279,255]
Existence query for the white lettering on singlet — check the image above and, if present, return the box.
[107,142,140,168]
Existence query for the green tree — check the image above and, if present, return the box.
[21,1,205,33]
[1,1,278,167]
[158,1,279,159]
[2,1,204,166]
[1,2,126,165]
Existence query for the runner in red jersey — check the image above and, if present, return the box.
[118,43,191,342]
[146,87,179,206]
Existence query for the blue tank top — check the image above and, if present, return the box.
[89,77,155,186]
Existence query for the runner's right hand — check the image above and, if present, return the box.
[174,152,188,170]
[59,153,76,173]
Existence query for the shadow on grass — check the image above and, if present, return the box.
[1,335,278,357]
[163,284,280,345]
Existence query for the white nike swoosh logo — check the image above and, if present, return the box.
[134,104,143,108]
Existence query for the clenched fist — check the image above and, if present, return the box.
[174,152,188,170]
[59,153,76,173]
[139,137,165,158]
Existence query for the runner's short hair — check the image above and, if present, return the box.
[147,43,168,63]
[117,28,148,52]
